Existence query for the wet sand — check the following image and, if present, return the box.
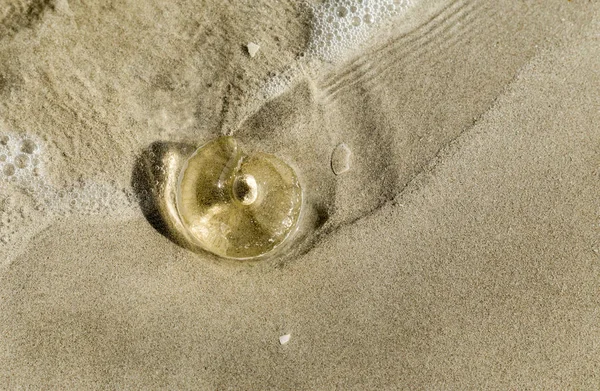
[1,0,599,389]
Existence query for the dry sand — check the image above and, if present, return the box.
[0,0,599,389]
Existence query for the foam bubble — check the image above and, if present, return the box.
[306,0,413,63]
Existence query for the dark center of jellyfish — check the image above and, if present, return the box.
[232,174,258,205]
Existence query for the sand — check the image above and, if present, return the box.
[0,0,599,389]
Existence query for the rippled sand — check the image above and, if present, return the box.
[1,0,599,388]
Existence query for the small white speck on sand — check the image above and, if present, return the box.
[279,334,291,345]
[247,42,260,58]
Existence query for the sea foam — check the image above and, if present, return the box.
[306,0,413,63]
[0,129,137,258]
[257,0,414,110]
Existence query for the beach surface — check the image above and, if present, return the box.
[0,0,599,389]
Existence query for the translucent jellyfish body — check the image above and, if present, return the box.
[176,137,302,260]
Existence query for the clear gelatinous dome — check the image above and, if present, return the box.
[176,137,302,259]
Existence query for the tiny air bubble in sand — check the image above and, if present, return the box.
[279,334,291,345]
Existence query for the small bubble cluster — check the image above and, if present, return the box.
[0,131,140,261]
[306,0,413,63]
[0,132,42,184]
